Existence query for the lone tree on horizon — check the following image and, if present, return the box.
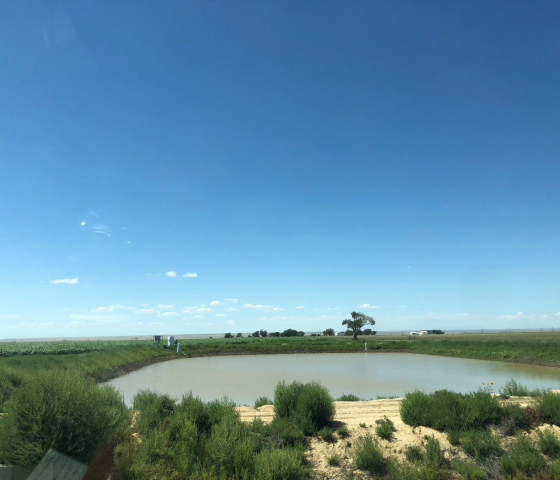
[342,311,375,340]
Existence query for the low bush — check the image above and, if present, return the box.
[536,392,560,426]
[447,430,462,446]
[254,447,308,480]
[254,396,273,408]
[501,434,546,479]
[452,459,486,480]
[375,416,394,440]
[337,393,361,401]
[0,369,126,465]
[327,454,341,466]
[500,379,546,398]
[389,458,446,480]
[273,381,334,434]
[400,389,500,431]
[500,379,532,397]
[424,436,446,470]
[352,434,383,473]
[404,446,424,462]
[460,428,502,461]
[269,417,305,447]
[134,392,176,436]
[318,427,335,442]
[538,429,560,458]
[500,404,528,433]
[336,425,350,438]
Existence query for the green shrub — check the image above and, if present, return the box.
[0,369,126,465]
[400,389,500,431]
[206,413,256,478]
[424,436,446,470]
[375,417,394,440]
[177,392,211,433]
[536,392,560,426]
[501,434,546,479]
[318,426,335,442]
[352,434,383,473]
[134,392,176,436]
[327,454,341,466]
[359,422,367,428]
[460,428,502,461]
[389,458,446,480]
[337,393,361,401]
[551,460,560,480]
[254,447,308,480]
[273,381,334,434]
[255,396,273,408]
[269,417,305,447]
[404,446,424,462]
[447,430,462,446]
[538,428,560,458]
[337,426,350,438]
[500,379,532,397]
[500,404,528,433]
[452,459,486,480]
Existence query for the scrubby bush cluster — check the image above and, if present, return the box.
[400,389,501,431]
[0,369,127,466]
[115,390,309,480]
[273,381,334,435]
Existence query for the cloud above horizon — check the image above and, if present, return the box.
[50,278,79,284]
[87,305,135,313]
[182,272,197,278]
[166,271,178,278]
[357,303,379,309]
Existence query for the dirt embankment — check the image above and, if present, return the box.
[237,396,543,480]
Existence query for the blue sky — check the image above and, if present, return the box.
[1,1,559,339]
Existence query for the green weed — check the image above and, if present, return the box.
[375,416,394,440]
[538,428,560,458]
[254,396,273,408]
[352,434,383,473]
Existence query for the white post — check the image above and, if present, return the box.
[365,342,367,352]
[177,343,181,353]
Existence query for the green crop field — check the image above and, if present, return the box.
[0,339,154,356]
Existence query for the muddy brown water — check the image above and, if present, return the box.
[105,352,560,406]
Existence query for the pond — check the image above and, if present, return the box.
[106,353,560,406]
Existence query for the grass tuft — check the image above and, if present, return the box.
[337,393,362,401]
[352,434,383,473]
[537,428,560,458]
[327,454,341,467]
[375,416,394,440]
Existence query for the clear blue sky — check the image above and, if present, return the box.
[1,1,559,339]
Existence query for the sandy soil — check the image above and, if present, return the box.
[236,396,540,480]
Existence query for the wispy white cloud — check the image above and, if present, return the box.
[69,321,85,326]
[149,321,163,325]
[216,313,226,317]
[210,300,223,306]
[197,307,212,312]
[50,278,79,284]
[295,306,305,309]
[224,298,239,303]
[357,304,379,309]
[244,303,281,310]
[41,322,55,326]
[500,312,524,320]
[182,306,198,314]
[556,312,560,317]
[158,311,179,317]
[227,320,235,325]
[87,305,135,313]
[193,315,204,319]
[182,272,197,278]
[134,308,156,314]
[140,303,151,307]
[166,271,178,278]
[158,304,174,309]
[224,307,240,312]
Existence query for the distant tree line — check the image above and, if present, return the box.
[224,329,305,339]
